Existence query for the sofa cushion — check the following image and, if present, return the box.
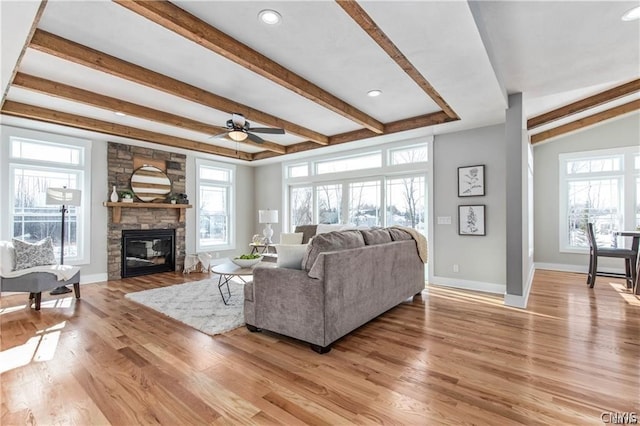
[302,230,365,271]
[294,225,318,244]
[280,232,304,245]
[360,228,392,245]
[12,237,57,271]
[275,244,307,269]
[316,224,346,235]
[388,227,413,241]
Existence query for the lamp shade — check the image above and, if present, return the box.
[258,209,278,224]
[46,187,82,206]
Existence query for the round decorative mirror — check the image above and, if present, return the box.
[130,165,172,202]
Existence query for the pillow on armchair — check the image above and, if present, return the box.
[12,237,57,271]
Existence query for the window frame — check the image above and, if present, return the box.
[2,130,91,265]
[195,158,236,252]
[559,146,640,253]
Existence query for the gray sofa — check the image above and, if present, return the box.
[244,226,425,353]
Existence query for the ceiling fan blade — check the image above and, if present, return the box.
[246,132,265,144]
[209,131,229,140]
[250,127,285,134]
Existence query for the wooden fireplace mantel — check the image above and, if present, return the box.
[103,202,192,223]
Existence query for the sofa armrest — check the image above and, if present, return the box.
[250,266,327,346]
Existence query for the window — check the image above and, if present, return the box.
[317,184,342,224]
[386,176,425,230]
[560,147,639,251]
[348,180,381,227]
[315,152,381,175]
[196,159,235,251]
[8,136,90,264]
[283,139,431,233]
[389,144,428,165]
[290,186,312,228]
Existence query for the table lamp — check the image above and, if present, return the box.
[258,209,278,244]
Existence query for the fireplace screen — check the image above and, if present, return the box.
[122,229,175,278]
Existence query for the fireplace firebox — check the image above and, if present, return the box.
[121,229,175,278]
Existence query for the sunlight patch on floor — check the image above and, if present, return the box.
[0,321,66,374]
[608,282,640,306]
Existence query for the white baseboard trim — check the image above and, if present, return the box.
[535,262,624,275]
[429,275,505,294]
[504,264,535,309]
[80,273,108,284]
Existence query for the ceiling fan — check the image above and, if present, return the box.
[214,113,285,144]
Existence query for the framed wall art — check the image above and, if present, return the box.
[459,205,486,236]
[458,165,485,197]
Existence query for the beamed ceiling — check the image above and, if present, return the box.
[1,1,639,163]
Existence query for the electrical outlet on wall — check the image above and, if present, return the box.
[453,264,459,273]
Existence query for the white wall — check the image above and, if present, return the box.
[432,124,507,293]
[533,112,640,272]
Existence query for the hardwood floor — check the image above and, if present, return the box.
[1,269,638,425]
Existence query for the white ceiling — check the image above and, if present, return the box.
[1,0,638,163]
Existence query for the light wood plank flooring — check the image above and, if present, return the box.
[1,270,638,425]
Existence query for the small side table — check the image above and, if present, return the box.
[211,261,275,305]
[249,243,277,255]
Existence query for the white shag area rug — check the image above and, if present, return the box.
[125,277,245,336]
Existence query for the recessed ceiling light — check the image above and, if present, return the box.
[259,9,282,25]
[622,6,640,21]
[114,111,127,117]
[367,89,382,97]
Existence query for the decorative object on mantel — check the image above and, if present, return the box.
[459,204,486,236]
[45,186,82,295]
[110,186,119,202]
[168,194,178,204]
[130,165,172,202]
[103,202,192,223]
[458,165,485,197]
[119,190,134,203]
[258,209,279,244]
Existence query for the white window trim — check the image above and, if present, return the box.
[559,146,640,253]
[1,126,92,265]
[282,136,431,232]
[195,158,236,252]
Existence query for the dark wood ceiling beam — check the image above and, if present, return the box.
[528,79,640,130]
[113,0,385,135]
[1,101,253,160]
[12,73,286,154]
[530,99,640,144]
[250,110,454,160]
[29,29,329,145]
[336,0,458,120]
[1,0,47,108]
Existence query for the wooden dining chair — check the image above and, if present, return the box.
[586,223,637,289]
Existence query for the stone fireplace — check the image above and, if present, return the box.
[107,143,186,279]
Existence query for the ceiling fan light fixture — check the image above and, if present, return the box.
[228,130,248,142]
[259,9,281,25]
[367,89,383,97]
[621,6,640,21]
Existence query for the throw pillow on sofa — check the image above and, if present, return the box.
[279,232,304,245]
[275,244,308,269]
[12,237,57,271]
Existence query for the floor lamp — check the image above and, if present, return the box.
[46,187,82,295]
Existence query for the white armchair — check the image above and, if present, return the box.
[0,241,81,310]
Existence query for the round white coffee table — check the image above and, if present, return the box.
[211,262,274,305]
